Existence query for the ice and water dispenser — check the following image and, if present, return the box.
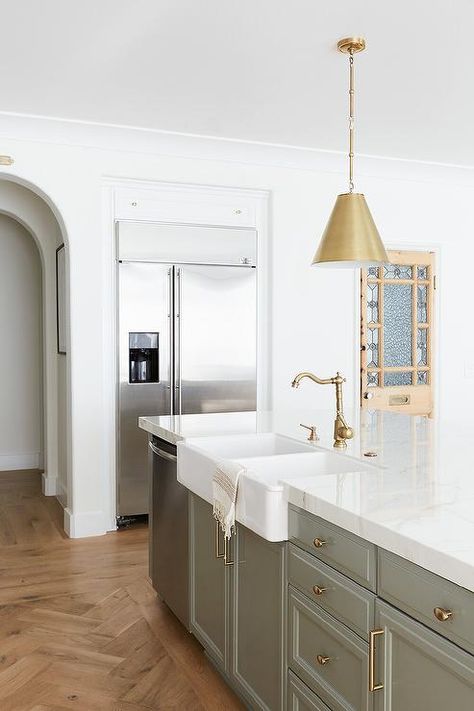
[128,332,159,384]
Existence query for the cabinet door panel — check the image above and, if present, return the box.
[231,525,285,710]
[189,494,228,669]
[375,600,474,711]
[289,587,372,711]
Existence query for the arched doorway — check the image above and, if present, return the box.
[0,216,43,471]
[0,177,71,518]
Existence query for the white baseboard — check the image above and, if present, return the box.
[0,451,40,471]
[63,508,108,538]
[41,473,59,496]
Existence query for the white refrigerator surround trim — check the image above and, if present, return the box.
[102,179,271,530]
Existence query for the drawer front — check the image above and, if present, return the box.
[289,506,376,590]
[288,587,372,711]
[288,671,331,711]
[288,544,375,641]
[378,549,474,655]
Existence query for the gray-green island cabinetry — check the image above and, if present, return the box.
[189,493,286,711]
[288,505,474,711]
[187,495,474,711]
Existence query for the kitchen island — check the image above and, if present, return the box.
[139,409,474,711]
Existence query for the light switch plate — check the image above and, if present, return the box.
[464,362,474,379]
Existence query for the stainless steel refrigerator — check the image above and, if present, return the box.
[117,221,257,519]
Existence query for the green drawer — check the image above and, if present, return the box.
[378,549,474,655]
[288,543,375,641]
[287,671,331,711]
[289,505,376,591]
[288,586,372,711]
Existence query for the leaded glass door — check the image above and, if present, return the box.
[361,250,435,415]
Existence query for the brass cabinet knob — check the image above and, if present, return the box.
[313,537,327,548]
[434,606,453,622]
[312,585,327,596]
[316,654,331,666]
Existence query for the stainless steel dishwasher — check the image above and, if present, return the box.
[149,435,189,628]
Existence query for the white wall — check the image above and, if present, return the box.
[0,215,43,469]
[0,113,470,536]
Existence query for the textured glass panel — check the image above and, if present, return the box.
[384,264,413,279]
[367,328,379,367]
[417,328,428,366]
[417,285,427,323]
[384,371,413,386]
[367,266,379,278]
[367,372,379,387]
[383,283,413,366]
[367,283,379,323]
[417,370,428,385]
[417,266,428,280]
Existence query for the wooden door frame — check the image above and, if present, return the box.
[352,244,441,418]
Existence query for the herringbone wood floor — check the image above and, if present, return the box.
[0,470,244,710]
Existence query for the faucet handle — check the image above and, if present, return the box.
[338,425,354,441]
[300,424,319,442]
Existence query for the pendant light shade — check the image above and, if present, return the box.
[312,192,388,267]
[312,38,388,268]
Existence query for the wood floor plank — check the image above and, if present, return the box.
[0,655,51,699]
[122,652,204,709]
[0,470,244,710]
[35,642,125,668]
[18,607,102,635]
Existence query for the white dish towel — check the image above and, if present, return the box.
[213,458,246,539]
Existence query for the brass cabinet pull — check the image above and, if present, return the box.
[434,606,453,622]
[313,537,327,548]
[369,628,384,692]
[316,654,331,666]
[215,521,224,559]
[312,585,327,596]
[224,536,234,566]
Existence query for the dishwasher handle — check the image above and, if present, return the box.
[149,440,177,462]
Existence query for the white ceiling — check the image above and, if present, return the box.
[2,1,473,165]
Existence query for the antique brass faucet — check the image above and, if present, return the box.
[291,371,354,449]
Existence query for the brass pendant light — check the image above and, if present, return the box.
[312,37,388,268]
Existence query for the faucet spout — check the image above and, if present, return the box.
[290,370,354,449]
[291,371,334,389]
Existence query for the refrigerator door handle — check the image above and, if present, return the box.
[174,267,182,414]
[167,267,174,407]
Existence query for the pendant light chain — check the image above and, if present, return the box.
[349,49,355,193]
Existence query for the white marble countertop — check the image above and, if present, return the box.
[139,408,474,592]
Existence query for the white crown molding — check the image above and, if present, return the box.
[0,111,474,188]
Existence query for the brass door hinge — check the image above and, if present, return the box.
[433,274,437,290]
